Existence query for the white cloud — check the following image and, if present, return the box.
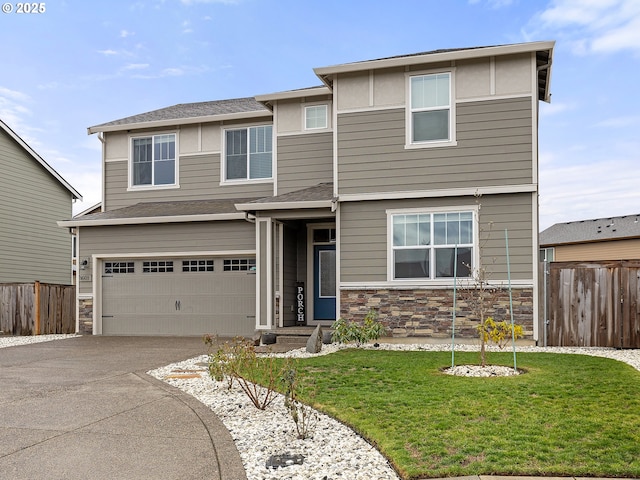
[595,115,640,128]
[123,63,150,70]
[535,0,640,54]
[120,29,135,38]
[539,156,640,229]
[0,85,31,102]
[98,49,119,56]
[180,0,239,5]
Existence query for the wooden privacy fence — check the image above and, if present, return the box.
[0,282,75,335]
[544,261,640,348]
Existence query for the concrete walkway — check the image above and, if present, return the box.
[0,336,246,480]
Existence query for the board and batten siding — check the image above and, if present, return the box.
[337,97,533,195]
[339,193,534,283]
[104,153,273,211]
[276,133,333,195]
[77,220,255,295]
[0,130,73,284]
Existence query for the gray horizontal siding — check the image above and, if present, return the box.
[277,133,333,195]
[0,130,73,284]
[104,153,273,211]
[339,193,534,283]
[337,97,533,194]
[78,220,255,294]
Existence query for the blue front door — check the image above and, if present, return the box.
[313,244,336,320]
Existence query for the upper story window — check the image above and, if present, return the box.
[304,105,328,130]
[131,133,176,187]
[390,210,474,280]
[224,125,272,181]
[409,72,453,145]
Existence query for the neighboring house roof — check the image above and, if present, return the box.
[314,41,554,102]
[235,183,335,211]
[255,86,331,110]
[74,202,102,218]
[59,198,259,227]
[0,119,82,200]
[540,214,640,246]
[87,97,271,134]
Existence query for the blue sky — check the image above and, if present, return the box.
[1,0,638,229]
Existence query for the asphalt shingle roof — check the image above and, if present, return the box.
[247,183,334,205]
[76,198,260,221]
[540,214,640,246]
[90,97,269,130]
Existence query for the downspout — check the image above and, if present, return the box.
[98,133,106,212]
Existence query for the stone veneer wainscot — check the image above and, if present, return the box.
[340,288,533,339]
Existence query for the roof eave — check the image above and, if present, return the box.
[58,212,246,228]
[0,119,82,200]
[255,86,332,104]
[235,200,333,211]
[314,41,556,84]
[87,110,272,134]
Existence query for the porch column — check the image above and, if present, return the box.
[255,217,274,330]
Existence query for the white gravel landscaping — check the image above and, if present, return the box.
[148,342,640,480]
[0,334,79,349]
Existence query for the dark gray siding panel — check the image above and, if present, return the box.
[0,130,73,284]
[104,154,273,211]
[339,193,534,283]
[277,133,333,195]
[78,220,255,295]
[337,97,533,194]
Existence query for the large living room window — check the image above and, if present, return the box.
[224,125,272,181]
[131,133,176,187]
[390,210,473,280]
[408,72,453,145]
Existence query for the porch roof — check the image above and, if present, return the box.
[58,198,258,227]
[235,183,335,212]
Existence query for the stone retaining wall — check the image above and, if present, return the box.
[78,298,93,335]
[340,287,534,339]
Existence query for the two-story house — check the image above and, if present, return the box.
[1,119,82,285]
[60,41,554,340]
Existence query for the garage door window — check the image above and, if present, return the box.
[182,260,214,272]
[223,259,256,271]
[143,261,174,273]
[104,261,135,274]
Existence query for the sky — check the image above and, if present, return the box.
[1,0,638,230]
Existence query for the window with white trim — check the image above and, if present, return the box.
[391,211,473,280]
[104,261,135,274]
[131,134,176,186]
[223,258,256,271]
[304,105,327,130]
[410,73,451,143]
[182,260,214,272]
[142,261,174,273]
[224,125,272,181]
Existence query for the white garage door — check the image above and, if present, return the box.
[101,257,256,336]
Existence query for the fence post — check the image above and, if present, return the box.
[34,281,40,336]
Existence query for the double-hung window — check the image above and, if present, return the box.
[131,133,176,187]
[225,125,272,181]
[409,72,452,144]
[391,210,473,280]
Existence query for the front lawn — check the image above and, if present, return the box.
[289,349,640,479]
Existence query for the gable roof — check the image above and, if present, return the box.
[0,119,82,200]
[235,183,335,211]
[88,97,271,134]
[314,41,554,102]
[540,214,640,246]
[59,198,258,227]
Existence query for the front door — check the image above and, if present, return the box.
[313,244,336,320]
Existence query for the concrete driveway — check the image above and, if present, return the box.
[0,336,246,480]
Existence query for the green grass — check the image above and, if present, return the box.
[283,350,640,479]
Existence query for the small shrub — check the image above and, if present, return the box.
[204,335,291,410]
[477,317,524,350]
[332,309,387,346]
[282,368,318,440]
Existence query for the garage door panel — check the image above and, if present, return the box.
[102,259,256,336]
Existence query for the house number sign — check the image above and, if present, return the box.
[295,282,305,324]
